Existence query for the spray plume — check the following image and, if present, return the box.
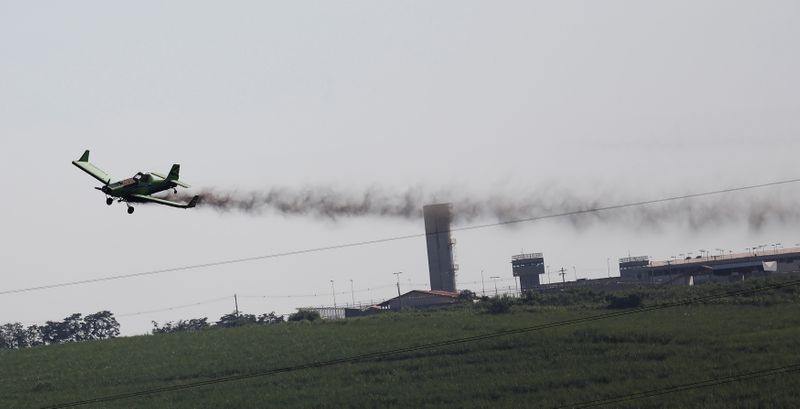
[165,183,800,231]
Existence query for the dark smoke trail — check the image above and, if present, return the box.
[165,185,800,231]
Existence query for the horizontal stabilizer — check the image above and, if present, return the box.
[151,170,191,188]
[72,150,111,185]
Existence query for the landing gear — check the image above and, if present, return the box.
[106,197,114,206]
[127,206,135,214]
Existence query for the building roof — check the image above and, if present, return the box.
[422,290,458,297]
[377,290,459,306]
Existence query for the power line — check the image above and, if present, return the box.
[39,277,800,408]
[5,177,799,297]
[116,296,233,318]
[552,363,800,409]
[237,283,401,299]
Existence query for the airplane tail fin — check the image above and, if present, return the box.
[167,164,180,181]
[78,150,90,162]
[187,195,200,208]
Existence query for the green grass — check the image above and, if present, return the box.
[4,280,800,408]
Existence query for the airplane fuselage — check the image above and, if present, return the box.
[101,172,177,201]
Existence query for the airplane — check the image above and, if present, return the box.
[72,150,200,214]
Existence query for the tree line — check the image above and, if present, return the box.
[0,311,120,349]
[152,309,320,334]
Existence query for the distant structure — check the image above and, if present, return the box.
[618,248,800,285]
[511,253,545,292]
[424,203,457,292]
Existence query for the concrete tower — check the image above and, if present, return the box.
[423,203,457,292]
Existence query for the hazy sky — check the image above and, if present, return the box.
[2,1,799,335]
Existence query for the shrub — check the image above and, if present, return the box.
[606,293,643,309]
[288,310,321,322]
[485,297,513,314]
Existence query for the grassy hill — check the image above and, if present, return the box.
[4,278,800,409]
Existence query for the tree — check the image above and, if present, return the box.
[40,321,65,345]
[24,325,43,347]
[216,312,257,328]
[257,312,285,324]
[62,313,85,343]
[83,311,120,340]
[152,318,210,334]
[0,323,27,348]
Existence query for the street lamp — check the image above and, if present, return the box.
[330,280,337,309]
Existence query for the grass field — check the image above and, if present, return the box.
[3,279,800,408]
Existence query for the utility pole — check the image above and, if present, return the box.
[558,267,567,283]
[607,258,611,278]
[481,269,486,296]
[393,272,403,296]
[234,294,239,317]
[350,279,355,306]
[490,276,500,296]
[330,280,337,309]
[393,271,404,310]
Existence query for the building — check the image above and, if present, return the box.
[424,203,458,292]
[378,290,459,310]
[511,253,545,292]
[618,247,800,285]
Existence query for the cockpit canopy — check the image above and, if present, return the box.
[133,172,150,183]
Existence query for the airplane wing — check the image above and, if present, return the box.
[151,172,191,188]
[129,194,200,209]
[72,150,112,185]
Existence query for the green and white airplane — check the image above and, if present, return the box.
[72,150,200,214]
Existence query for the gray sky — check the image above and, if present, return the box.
[1,1,799,335]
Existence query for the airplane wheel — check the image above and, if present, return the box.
[127,207,135,214]
[106,198,114,206]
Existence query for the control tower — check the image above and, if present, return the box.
[512,253,545,292]
[424,203,457,292]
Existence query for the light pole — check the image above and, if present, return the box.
[330,280,337,309]
[490,276,500,296]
